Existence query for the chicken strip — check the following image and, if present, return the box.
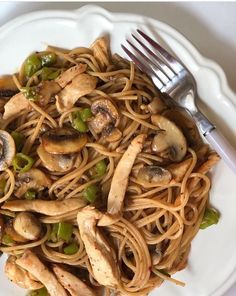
[77,207,119,288]
[53,264,96,296]
[55,63,87,88]
[99,134,146,226]
[2,198,86,216]
[16,250,67,296]
[3,93,31,120]
[5,256,43,290]
[56,74,97,112]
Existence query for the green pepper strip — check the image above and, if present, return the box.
[63,242,79,255]
[200,207,220,230]
[28,287,49,296]
[93,160,107,178]
[24,54,42,77]
[2,234,15,246]
[25,189,36,200]
[57,222,73,242]
[11,131,25,152]
[12,153,34,173]
[49,223,59,242]
[83,184,98,203]
[40,52,57,67]
[21,86,39,101]
[40,67,60,81]
[79,108,92,122]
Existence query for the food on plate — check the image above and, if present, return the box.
[0,36,220,296]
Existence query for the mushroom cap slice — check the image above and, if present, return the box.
[163,108,203,149]
[15,168,52,197]
[13,212,42,241]
[5,219,28,243]
[151,115,187,162]
[41,127,87,154]
[102,126,122,143]
[0,130,15,171]
[137,165,172,185]
[88,99,120,135]
[37,144,75,172]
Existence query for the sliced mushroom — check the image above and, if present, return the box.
[3,93,31,120]
[37,144,75,172]
[41,127,87,154]
[55,63,87,88]
[5,219,28,243]
[151,115,187,162]
[162,108,203,149]
[15,168,52,197]
[53,264,96,296]
[102,125,122,143]
[5,256,43,290]
[13,212,42,241]
[56,73,97,112]
[88,99,120,135]
[16,250,67,296]
[99,134,146,226]
[2,198,86,216]
[167,158,192,182]
[0,75,18,98]
[0,130,15,171]
[90,37,111,70]
[137,165,172,185]
[77,207,119,288]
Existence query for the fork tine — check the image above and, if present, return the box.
[126,39,169,85]
[131,34,175,79]
[121,44,164,90]
[137,29,184,74]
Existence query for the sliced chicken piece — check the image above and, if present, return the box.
[197,152,220,175]
[56,74,97,112]
[2,198,86,216]
[77,207,119,288]
[53,264,96,296]
[16,250,67,296]
[55,64,87,88]
[5,256,43,290]
[36,80,61,106]
[168,158,192,182]
[99,134,146,226]
[3,93,31,120]
[90,37,110,70]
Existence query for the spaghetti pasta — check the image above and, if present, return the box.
[0,36,220,296]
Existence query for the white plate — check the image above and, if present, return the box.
[0,5,236,296]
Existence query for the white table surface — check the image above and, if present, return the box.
[0,2,235,296]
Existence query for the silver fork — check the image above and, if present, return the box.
[122,29,236,173]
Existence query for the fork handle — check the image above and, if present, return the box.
[205,128,236,173]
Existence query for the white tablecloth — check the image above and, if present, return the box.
[0,2,236,295]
